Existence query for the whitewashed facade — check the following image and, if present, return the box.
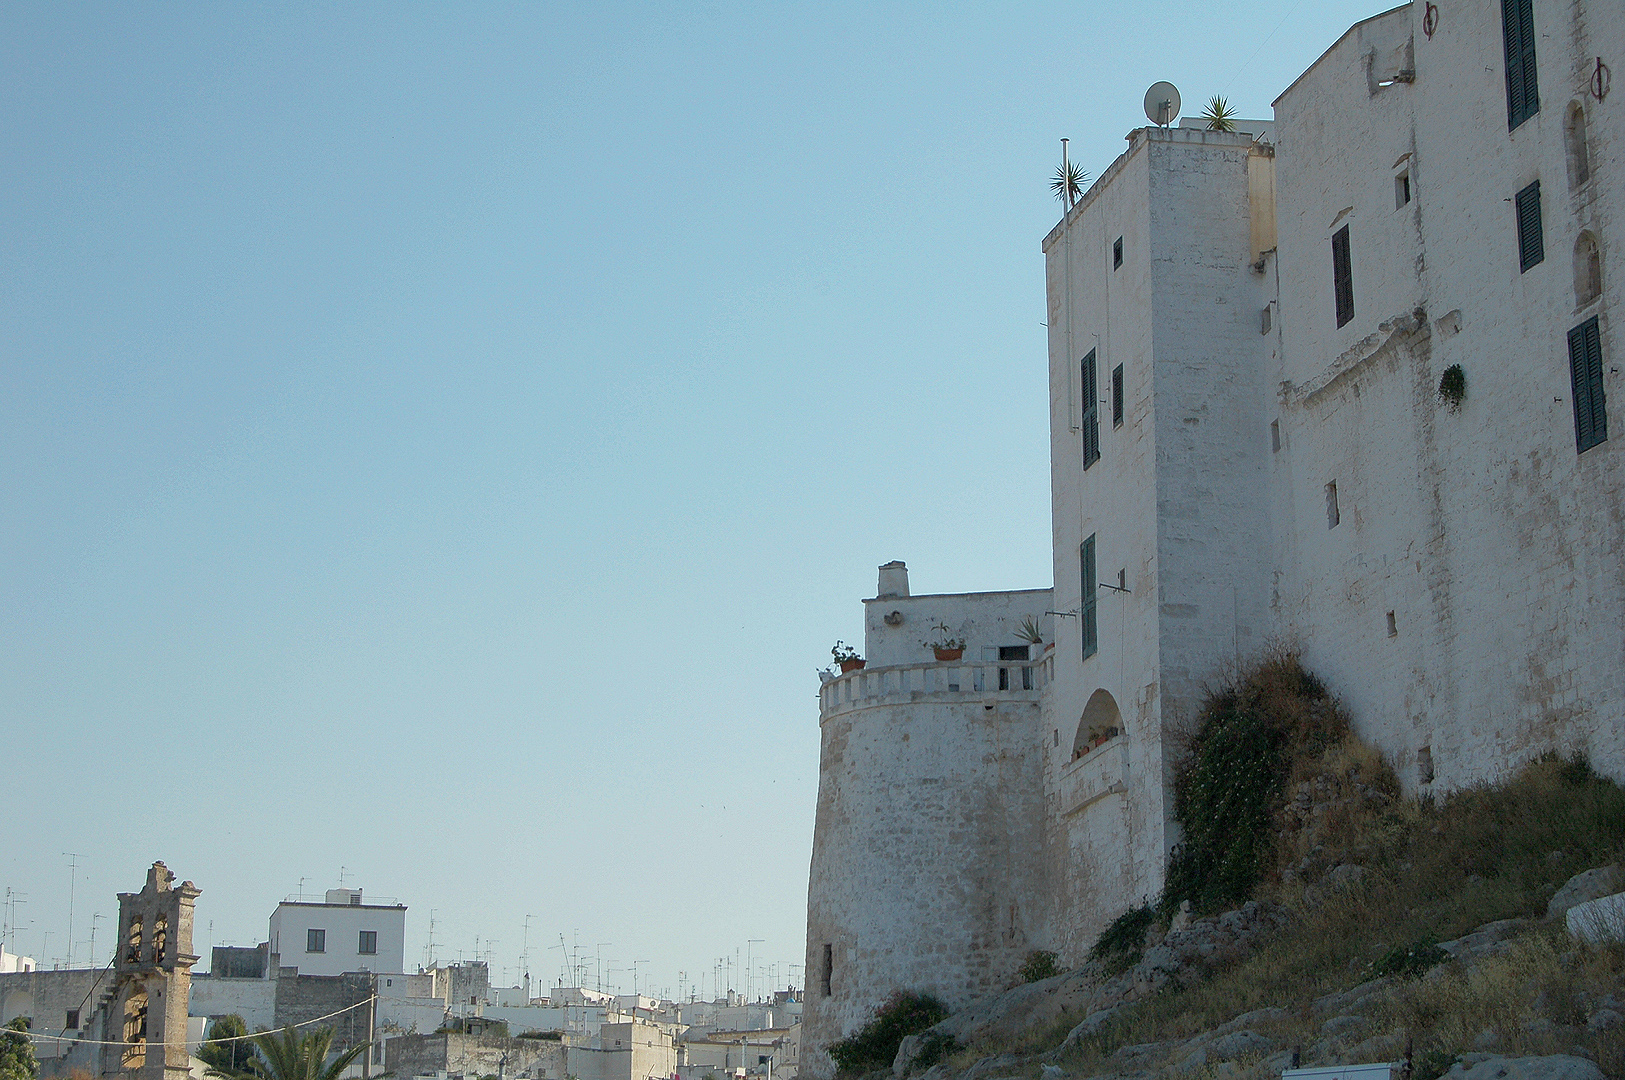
[804,2,1623,1074]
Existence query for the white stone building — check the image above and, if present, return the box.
[269,889,406,976]
[804,1,1623,1074]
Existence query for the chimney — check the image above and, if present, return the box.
[877,561,910,599]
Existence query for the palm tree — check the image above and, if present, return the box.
[1050,160,1090,207]
[243,1026,368,1080]
[1202,95,1238,131]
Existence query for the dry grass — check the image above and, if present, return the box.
[1028,751,1625,1080]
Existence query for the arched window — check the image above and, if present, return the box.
[122,989,149,1069]
[1575,232,1602,308]
[1566,102,1590,187]
[126,916,143,964]
[152,914,168,965]
[1071,688,1123,759]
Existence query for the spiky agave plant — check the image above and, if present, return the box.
[1202,95,1238,131]
[1050,160,1089,206]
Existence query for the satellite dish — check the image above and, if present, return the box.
[1143,82,1181,126]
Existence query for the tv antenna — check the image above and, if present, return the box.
[1144,81,1181,126]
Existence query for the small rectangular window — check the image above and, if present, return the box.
[1080,535,1098,660]
[1395,171,1411,208]
[1325,482,1340,529]
[1568,316,1608,453]
[1386,611,1398,637]
[1516,180,1543,272]
[307,929,326,954]
[1332,226,1354,327]
[1081,350,1100,468]
[822,944,833,996]
[1260,305,1272,334]
[66,1010,80,1030]
[1113,237,1123,269]
[1502,0,1539,130]
[1270,420,1281,452]
[1111,364,1125,427]
[359,930,378,955]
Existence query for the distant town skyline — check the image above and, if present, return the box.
[2,0,1384,1001]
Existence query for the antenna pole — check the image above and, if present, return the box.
[1061,139,1072,209]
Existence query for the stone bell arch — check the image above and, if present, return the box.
[99,863,200,1080]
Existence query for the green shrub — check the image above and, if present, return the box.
[908,1032,960,1072]
[1018,950,1061,983]
[1089,904,1155,975]
[827,991,948,1077]
[1372,936,1449,979]
[1163,652,1345,917]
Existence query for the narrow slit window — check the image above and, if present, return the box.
[1332,226,1354,327]
[1386,611,1398,637]
[1080,535,1098,660]
[1515,180,1544,272]
[1113,237,1123,269]
[1270,420,1281,452]
[1568,316,1607,453]
[1325,481,1340,529]
[1111,364,1124,427]
[822,944,833,996]
[1081,349,1100,468]
[1394,171,1411,208]
[1261,305,1272,334]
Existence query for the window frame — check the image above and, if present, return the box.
[358,930,378,956]
[1332,225,1354,328]
[1502,0,1540,130]
[306,928,326,954]
[1568,316,1608,454]
[1516,180,1544,272]
[1080,535,1098,661]
[1081,349,1100,469]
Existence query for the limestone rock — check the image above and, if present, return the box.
[1441,1055,1606,1080]
[1439,919,1529,963]
[1586,1008,1622,1032]
[1547,866,1623,920]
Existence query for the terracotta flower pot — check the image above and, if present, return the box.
[839,658,866,673]
[933,647,964,662]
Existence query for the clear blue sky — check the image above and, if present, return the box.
[2,1,1380,998]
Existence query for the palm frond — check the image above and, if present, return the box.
[1050,160,1090,205]
[1202,95,1238,132]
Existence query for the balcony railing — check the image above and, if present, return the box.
[819,651,1054,721]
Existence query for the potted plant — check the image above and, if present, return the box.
[924,623,965,662]
[832,640,865,673]
[1015,616,1043,647]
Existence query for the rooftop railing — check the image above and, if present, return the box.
[819,650,1053,721]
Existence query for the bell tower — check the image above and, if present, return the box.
[100,863,201,1080]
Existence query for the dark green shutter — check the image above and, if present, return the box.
[1502,0,1539,130]
[1080,535,1098,661]
[1082,349,1100,468]
[1112,363,1125,427]
[1332,226,1354,328]
[1569,317,1607,453]
[1516,180,1544,272]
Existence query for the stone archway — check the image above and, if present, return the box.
[1071,688,1123,758]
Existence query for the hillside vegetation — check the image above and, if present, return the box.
[870,654,1625,1080]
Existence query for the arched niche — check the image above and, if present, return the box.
[1071,688,1123,758]
[1566,101,1590,188]
[1575,232,1602,308]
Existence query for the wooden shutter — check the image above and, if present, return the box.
[1502,0,1539,130]
[1080,535,1098,660]
[1516,180,1544,272]
[1332,226,1353,328]
[1569,317,1607,453]
[1081,349,1100,468]
[1112,363,1125,427]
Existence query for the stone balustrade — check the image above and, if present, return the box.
[819,651,1053,721]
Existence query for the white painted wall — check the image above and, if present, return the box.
[269,901,406,975]
[188,976,278,1031]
